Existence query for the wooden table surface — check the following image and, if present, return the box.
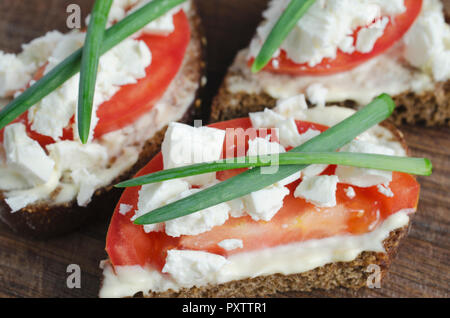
[0,0,448,298]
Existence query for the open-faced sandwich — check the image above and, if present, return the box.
[212,0,450,126]
[0,0,205,237]
[99,94,431,297]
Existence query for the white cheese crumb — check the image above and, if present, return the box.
[356,17,389,54]
[344,186,356,199]
[247,137,285,157]
[119,204,133,215]
[5,193,40,213]
[71,168,103,206]
[249,108,286,129]
[306,83,328,107]
[227,198,246,218]
[403,0,450,82]
[294,175,339,208]
[164,189,230,237]
[335,140,394,187]
[101,0,186,36]
[161,122,225,186]
[377,184,394,197]
[0,52,33,97]
[3,123,55,186]
[242,184,289,221]
[133,179,190,233]
[249,0,404,67]
[47,141,108,172]
[28,33,152,141]
[275,95,308,116]
[162,249,228,288]
[272,59,280,68]
[218,239,244,251]
[276,118,303,148]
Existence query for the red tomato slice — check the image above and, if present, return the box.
[106,118,420,271]
[249,0,423,75]
[0,10,190,148]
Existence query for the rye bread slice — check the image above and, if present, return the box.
[0,5,206,239]
[99,117,416,297]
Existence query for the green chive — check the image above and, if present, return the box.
[0,0,186,131]
[78,0,113,144]
[134,94,396,225]
[116,152,431,188]
[251,0,316,73]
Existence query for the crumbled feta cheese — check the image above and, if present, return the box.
[162,249,227,287]
[249,0,405,66]
[164,189,230,237]
[273,95,308,120]
[246,134,300,186]
[356,17,389,53]
[275,94,308,115]
[276,118,302,148]
[272,59,280,68]
[336,140,394,187]
[71,168,103,206]
[28,33,152,141]
[218,239,244,251]
[294,175,339,208]
[249,108,286,129]
[247,137,285,157]
[5,193,40,213]
[19,31,65,69]
[161,122,225,186]
[119,204,133,215]
[0,52,33,97]
[403,0,450,82]
[227,198,246,218]
[306,83,328,107]
[0,31,64,97]
[301,164,328,178]
[242,184,289,221]
[47,141,108,172]
[377,184,394,197]
[3,123,55,186]
[100,0,187,36]
[132,179,190,233]
[344,186,356,199]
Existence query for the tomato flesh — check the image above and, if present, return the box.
[106,118,420,271]
[249,0,423,75]
[0,10,190,148]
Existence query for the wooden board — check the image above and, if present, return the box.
[0,0,448,298]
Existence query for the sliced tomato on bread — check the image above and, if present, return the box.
[249,0,423,75]
[105,118,420,271]
[0,10,190,147]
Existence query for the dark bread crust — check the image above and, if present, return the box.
[210,70,450,126]
[132,225,410,298]
[0,5,206,239]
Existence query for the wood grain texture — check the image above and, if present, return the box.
[0,0,449,298]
